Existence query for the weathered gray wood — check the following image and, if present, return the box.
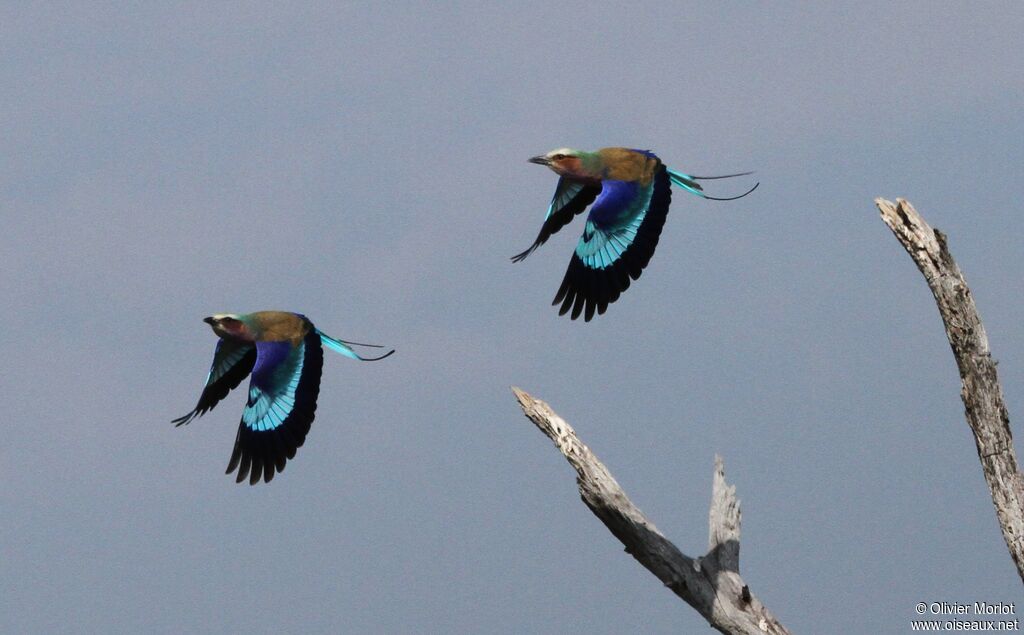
[512,387,790,635]
[709,455,741,573]
[877,197,1024,583]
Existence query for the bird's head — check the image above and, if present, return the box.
[204,314,255,342]
[528,148,592,179]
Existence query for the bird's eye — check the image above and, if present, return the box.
[552,154,566,161]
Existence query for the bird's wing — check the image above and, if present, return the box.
[172,339,257,426]
[511,178,601,262]
[226,330,324,484]
[553,166,672,321]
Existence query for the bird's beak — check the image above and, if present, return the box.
[528,155,551,166]
[203,316,216,325]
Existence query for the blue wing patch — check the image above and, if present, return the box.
[553,165,673,321]
[575,214,645,270]
[226,330,324,484]
[172,339,256,427]
[242,340,305,432]
[574,178,655,270]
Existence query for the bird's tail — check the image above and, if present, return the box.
[667,169,759,201]
[317,330,395,361]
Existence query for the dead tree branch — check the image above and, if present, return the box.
[512,387,790,635]
[877,197,1024,583]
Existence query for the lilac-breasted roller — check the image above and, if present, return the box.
[513,147,758,321]
[172,311,394,484]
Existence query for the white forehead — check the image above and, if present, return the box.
[546,147,577,158]
[211,313,239,320]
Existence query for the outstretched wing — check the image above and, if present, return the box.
[511,178,601,262]
[172,339,257,426]
[552,166,672,321]
[225,330,324,484]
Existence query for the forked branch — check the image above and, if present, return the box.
[512,387,790,635]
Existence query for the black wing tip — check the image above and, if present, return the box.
[171,412,196,427]
[228,435,300,485]
[510,244,538,263]
[228,452,279,485]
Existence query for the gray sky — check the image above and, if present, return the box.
[2,2,1023,633]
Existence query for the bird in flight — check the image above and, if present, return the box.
[513,147,757,321]
[173,311,393,484]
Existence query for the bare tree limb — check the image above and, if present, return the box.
[876,197,1024,583]
[512,387,790,635]
[709,455,741,573]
